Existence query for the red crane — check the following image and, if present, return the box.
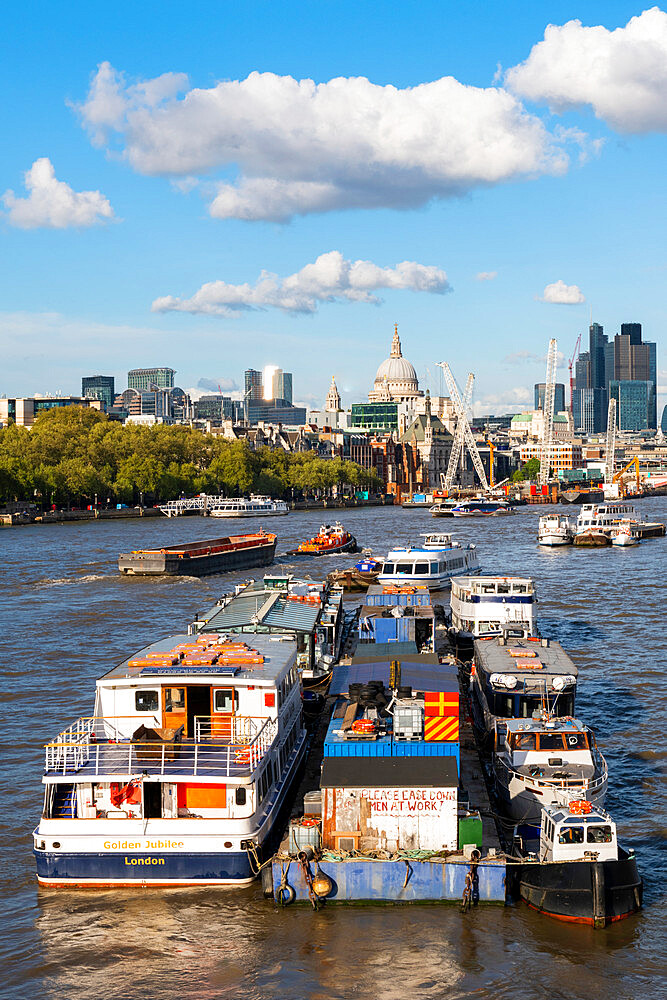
[568,333,582,415]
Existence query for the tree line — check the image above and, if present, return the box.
[0,408,382,507]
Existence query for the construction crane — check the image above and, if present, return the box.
[443,372,474,489]
[539,339,558,486]
[567,333,582,417]
[437,362,489,491]
[487,440,495,489]
[613,455,641,496]
[604,397,617,485]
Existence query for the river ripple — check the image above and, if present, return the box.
[1,501,665,1000]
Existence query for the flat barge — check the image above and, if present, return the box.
[118,531,277,576]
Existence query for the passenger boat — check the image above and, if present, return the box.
[492,716,607,825]
[538,514,573,546]
[449,577,538,658]
[470,631,577,744]
[575,501,640,536]
[611,521,639,547]
[450,498,513,517]
[193,574,346,681]
[33,633,307,886]
[118,531,277,576]
[430,502,455,518]
[296,523,357,555]
[377,533,479,590]
[513,801,642,926]
[209,495,289,518]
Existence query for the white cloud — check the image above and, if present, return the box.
[152,250,451,316]
[506,8,667,134]
[539,280,585,304]
[197,376,238,392]
[473,386,533,416]
[76,62,573,221]
[476,271,497,281]
[2,158,114,229]
[502,348,567,366]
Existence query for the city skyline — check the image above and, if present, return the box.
[1,2,666,415]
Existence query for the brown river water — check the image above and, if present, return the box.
[1,501,666,1000]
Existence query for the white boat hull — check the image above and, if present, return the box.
[209,510,289,518]
[538,532,572,546]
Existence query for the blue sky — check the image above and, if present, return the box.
[1,1,665,416]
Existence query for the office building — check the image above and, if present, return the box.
[0,396,104,429]
[607,323,658,428]
[534,382,565,413]
[246,400,306,425]
[244,369,263,402]
[609,381,656,432]
[195,395,234,422]
[127,368,175,391]
[82,375,115,408]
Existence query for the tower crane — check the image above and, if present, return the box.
[539,339,558,486]
[604,397,617,485]
[436,362,489,491]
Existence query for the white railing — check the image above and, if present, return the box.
[194,715,259,742]
[496,755,608,794]
[44,716,278,778]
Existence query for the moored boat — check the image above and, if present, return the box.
[513,801,642,926]
[573,530,611,547]
[377,533,479,590]
[209,495,289,518]
[611,521,639,547]
[33,633,306,887]
[492,716,607,825]
[449,577,538,659]
[538,514,573,546]
[451,498,513,516]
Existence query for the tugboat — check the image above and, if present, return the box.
[326,551,381,591]
[513,800,642,926]
[297,523,357,555]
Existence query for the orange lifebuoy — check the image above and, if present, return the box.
[569,799,592,815]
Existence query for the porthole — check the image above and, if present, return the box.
[224,841,233,849]
[52,841,61,849]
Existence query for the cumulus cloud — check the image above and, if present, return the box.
[76,62,573,221]
[197,376,238,392]
[506,7,667,134]
[476,271,497,281]
[2,158,114,229]
[502,349,567,367]
[473,386,533,416]
[152,250,451,316]
[538,280,585,304]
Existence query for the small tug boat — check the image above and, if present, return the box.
[326,552,381,591]
[296,523,357,555]
[513,800,642,926]
[538,514,573,547]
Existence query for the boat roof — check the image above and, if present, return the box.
[358,604,434,620]
[452,575,534,591]
[473,635,577,677]
[98,633,295,686]
[197,577,340,635]
[504,716,588,734]
[122,531,275,557]
[544,803,613,824]
[330,654,458,695]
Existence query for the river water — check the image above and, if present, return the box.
[1,502,666,1000]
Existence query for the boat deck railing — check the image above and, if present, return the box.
[497,753,608,793]
[44,715,278,779]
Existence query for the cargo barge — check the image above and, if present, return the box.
[118,531,277,576]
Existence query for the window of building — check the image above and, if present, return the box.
[135,690,159,712]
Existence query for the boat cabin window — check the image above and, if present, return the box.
[395,563,413,574]
[493,693,515,717]
[539,733,567,751]
[558,825,584,844]
[165,687,185,712]
[414,562,429,574]
[563,732,588,750]
[383,563,395,574]
[587,825,612,843]
[135,689,159,712]
[235,787,247,806]
[214,689,239,713]
[430,563,439,572]
[497,583,510,594]
[518,697,546,719]
[512,733,537,750]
